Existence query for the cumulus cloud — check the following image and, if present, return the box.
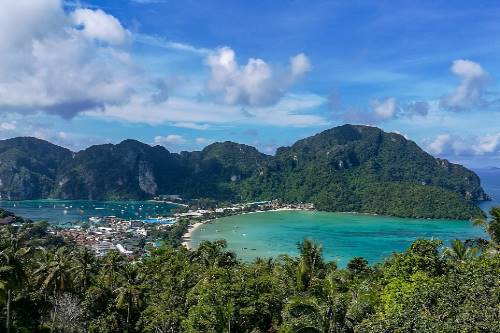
[425,133,500,157]
[0,122,17,131]
[342,97,434,124]
[370,97,397,120]
[0,0,136,117]
[205,47,311,106]
[440,59,489,111]
[154,134,187,145]
[71,8,130,45]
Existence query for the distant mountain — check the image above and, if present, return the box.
[0,125,489,219]
[0,137,72,199]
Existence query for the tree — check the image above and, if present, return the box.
[0,227,31,333]
[296,239,325,291]
[193,240,237,268]
[443,239,478,262]
[34,246,76,332]
[114,264,142,332]
[53,293,84,333]
[473,207,500,246]
[346,257,369,276]
[101,250,126,290]
[73,247,98,293]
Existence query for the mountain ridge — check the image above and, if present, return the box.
[0,125,489,219]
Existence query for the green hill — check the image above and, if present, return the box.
[0,125,489,219]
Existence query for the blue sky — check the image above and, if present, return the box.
[1,0,500,167]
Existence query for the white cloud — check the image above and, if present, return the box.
[425,132,500,157]
[154,134,186,145]
[195,137,212,145]
[71,8,130,45]
[426,134,453,155]
[370,97,397,119]
[290,53,312,78]
[0,122,16,131]
[205,47,311,106]
[440,59,488,111]
[86,93,327,127]
[0,0,136,117]
[172,122,210,130]
[135,34,210,55]
[475,133,500,154]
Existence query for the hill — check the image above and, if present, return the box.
[0,125,489,218]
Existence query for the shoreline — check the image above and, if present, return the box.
[181,208,309,249]
[147,199,189,207]
[181,221,205,249]
[181,207,478,250]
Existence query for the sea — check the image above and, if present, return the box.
[0,199,176,226]
[1,168,499,265]
[190,168,500,266]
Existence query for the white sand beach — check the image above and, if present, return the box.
[181,222,205,249]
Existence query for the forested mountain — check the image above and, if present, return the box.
[0,125,489,218]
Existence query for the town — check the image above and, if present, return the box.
[52,200,315,257]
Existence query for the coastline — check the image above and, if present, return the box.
[180,206,480,250]
[148,199,189,207]
[181,207,308,250]
[181,222,205,249]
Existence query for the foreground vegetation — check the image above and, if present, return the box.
[0,208,499,332]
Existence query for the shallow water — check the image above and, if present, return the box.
[191,168,500,266]
[190,210,487,266]
[0,199,175,226]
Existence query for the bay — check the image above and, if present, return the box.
[189,211,487,267]
[0,199,176,226]
[191,168,500,266]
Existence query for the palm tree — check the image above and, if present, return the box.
[443,239,478,261]
[73,248,97,292]
[283,296,325,332]
[194,240,237,268]
[114,264,142,331]
[472,206,500,247]
[101,250,125,290]
[34,246,76,332]
[0,227,31,333]
[296,239,324,291]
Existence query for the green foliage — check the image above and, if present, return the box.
[237,125,486,219]
[0,208,500,332]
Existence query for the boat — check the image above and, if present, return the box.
[89,217,102,223]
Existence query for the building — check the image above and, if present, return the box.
[93,241,115,256]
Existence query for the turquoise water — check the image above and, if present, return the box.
[191,168,500,266]
[0,200,175,226]
[190,211,487,266]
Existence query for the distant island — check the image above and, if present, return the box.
[0,124,489,219]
